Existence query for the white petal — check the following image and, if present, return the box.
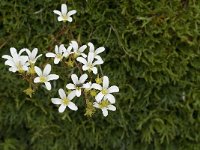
[2,55,12,60]
[68,102,78,111]
[104,94,116,104]
[95,92,104,102]
[87,52,94,63]
[43,64,51,76]
[91,67,97,74]
[34,66,42,76]
[47,74,59,81]
[58,16,63,21]
[51,98,62,104]
[68,90,76,100]
[67,17,72,22]
[66,83,76,90]
[79,45,87,52]
[95,47,105,54]
[94,55,103,62]
[5,60,15,67]
[79,74,88,83]
[55,45,59,54]
[58,88,66,99]
[81,53,87,58]
[76,89,81,97]
[77,57,87,64]
[53,10,61,16]
[82,65,89,71]
[82,82,91,89]
[34,77,40,83]
[88,42,94,52]
[93,59,103,66]
[68,10,77,16]
[61,4,67,15]
[108,86,119,93]
[102,108,108,117]
[10,47,17,57]
[58,104,66,113]
[93,102,99,108]
[91,83,102,90]
[70,41,78,51]
[103,76,109,89]
[71,74,78,84]
[54,57,61,64]
[32,48,38,58]
[45,82,51,90]
[107,105,116,111]
[46,52,56,58]
[9,67,17,72]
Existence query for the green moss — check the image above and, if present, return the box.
[0,0,200,149]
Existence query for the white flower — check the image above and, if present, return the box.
[51,88,78,113]
[93,100,116,117]
[77,52,103,74]
[92,76,119,103]
[70,41,87,58]
[34,64,59,90]
[88,42,105,62]
[46,44,71,64]
[66,74,89,97]
[2,47,29,73]
[24,48,42,64]
[53,4,77,22]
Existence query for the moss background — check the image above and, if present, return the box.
[0,0,200,149]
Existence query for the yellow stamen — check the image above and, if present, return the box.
[63,98,69,105]
[99,100,110,109]
[56,54,63,60]
[95,76,102,84]
[102,89,108,95]
[40,76,47,83]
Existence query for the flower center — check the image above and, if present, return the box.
[40,76,47,83]
[102,89,108,95]
[62,15,68,21]
[99,100,109,109]
[63,98,69,105]
[16,63,24,73]
[56,54,63,60]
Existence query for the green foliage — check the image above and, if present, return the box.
[0,0,200,149]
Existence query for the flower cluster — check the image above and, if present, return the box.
[2,4,119,117]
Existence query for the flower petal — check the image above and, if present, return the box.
[70,41,78,51]
[79,74,88,83]
[104,94,116,104]
[107,105,116,111]
[102,108,108,117]
[66,83,76,90]
[34,66,42,76]
[54,57,61,64]
[71,74,78,84]
[47,74,59,81]
[53,10,61,16]
[108,86,119,93]
[34,77,40,83]
[58,88,66,99]
[68,90,76,100]
[43,64,51,76]
[45,82,51,90]
[51,98,62,104]
[88,42,94,52]
[58,16,63,21]
[103,76,109,89]
[93,102,99,108]
[68,10,77,16]
[95,92,104,102]
[2,55,12,60]
[59,104,66,113]
[87,52,94,63]
[67,17,73,22]
[91,67,97,74]
[82,65,89,71]
[46,52,56,58]
[93,59,103,66]
[61,4,67,15]
[95,47,105,54]
[79,45,87,52]
[76,89,81,97]
[68,102,78,111]
[77,57,87,64]
[91,83,102,90]
[55,45,59,54]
